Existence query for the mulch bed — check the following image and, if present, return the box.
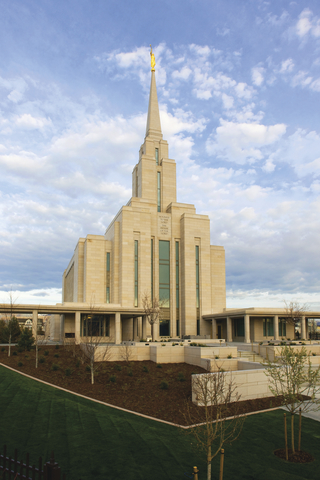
[274,448,314,463]
[0,345,302,426]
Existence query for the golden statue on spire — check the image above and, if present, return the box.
[150,44,156,71]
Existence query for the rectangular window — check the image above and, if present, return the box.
[176,241,180,336]
[81,314,110,337]
[106,252,110,303]
[159,240,170,336]
[155,148,159,165]
[234,318,244,337]
[134,240,138,307]
[151,238,154,301]
[279,319,286,337]
[195,246,200,333]
[157,172,161,212]
[263,318,274,336]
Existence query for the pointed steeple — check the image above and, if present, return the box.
[145,70,162,140]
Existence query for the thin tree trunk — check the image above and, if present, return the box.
[207,444,211,480]
[219,449,224,480]
[8,334,11,357]
[151,323,154,342]
[298,408,302,451]
[91,360,94,384]
[291,413,295,453]
[284,413,288,461]
[36,343,38,368]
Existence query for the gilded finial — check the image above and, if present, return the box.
[150,44,156,71]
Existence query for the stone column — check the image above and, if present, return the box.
[115,312,121,344]
[32,310,38,338]
[60,314,65,342]
[142,315,147,340]
[75,311,81,344]
[301,316,306,340]
[244,315,250,343]
[274,315,279,341]
[227,317,232,342]
[212,318,217,340]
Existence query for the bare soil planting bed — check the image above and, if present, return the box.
[0,345,285,426]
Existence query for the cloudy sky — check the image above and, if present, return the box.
[1,0,320,309]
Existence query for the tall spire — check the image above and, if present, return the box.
[145,49,162,140]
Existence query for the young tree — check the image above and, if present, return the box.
[142,291,163,342]
[2,291,20,356]
[35,316,51,368]
[283,301,308,338]
[18,327,35,351]
[81,308,113,384]
[185,366,245,480]
[265,345,320,454]
[1,317,21,356]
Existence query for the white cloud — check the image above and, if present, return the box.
[189,44,211,57]
[251,66,265,86]
[206,120,286,165]
[296,9,320,38]
[280,58,295,74]
[172,66,192,80]
[262,158,276,172]
[15,114,52,130]
[272,128,320,177]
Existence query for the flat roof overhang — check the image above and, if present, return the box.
[202,307,320,320]
[0,302,145,318]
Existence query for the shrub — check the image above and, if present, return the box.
[227,354,232,359]
[76,360,80,367]
[52,364,59,371]
[177,372,186,382]
[65,368,72,376]
[1,347,5,352]
[55,345,60,350]
[54,353,59,358]
[156,364,162,368]
[143,365,149,373]
[215,355,219,359]
[18,362,23,367]
[44,350,49,356]
[127,369,133,376]
[12,351,17,356]
[160,381,168,390]
[110,375,116,383]
[312,353,316,356]
[39,356,45,364]
[18,328,34,351]
[18,347,23,353]
[86,365,91,372]
[115,364,122,371]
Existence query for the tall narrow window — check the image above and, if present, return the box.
[196,246,200,334]
[263,318,274,336]
[157,172,161,212]
[279,318,286,337]
[151,238,154,301]
[134,240,138,307]
[106,252,110,303]
[176,241,180,337]
[155,148,159,165]
[159,240,170,336]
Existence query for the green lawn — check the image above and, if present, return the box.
[0,365,319,480]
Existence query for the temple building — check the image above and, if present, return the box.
[58,57,320,345]
[61,60,226,343]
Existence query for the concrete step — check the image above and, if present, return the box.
[238,351,265,363]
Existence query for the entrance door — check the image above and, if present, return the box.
[217,325,222,339]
